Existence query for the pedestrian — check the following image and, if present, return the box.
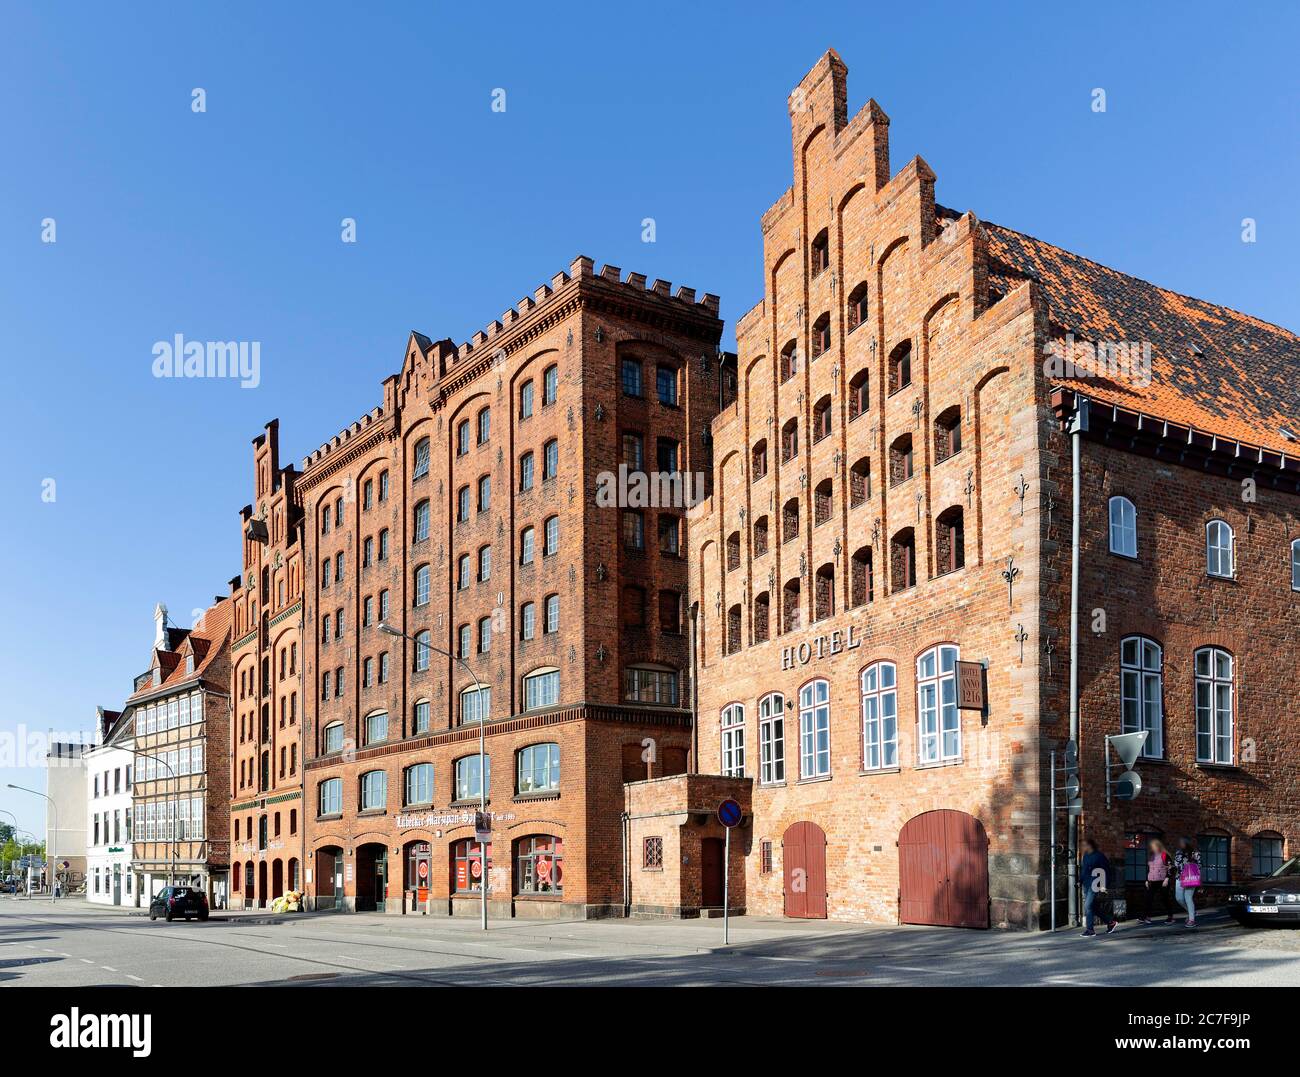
[1079,837,1118,937]
[1138,837,1174,925]
[1174,837,1201,928]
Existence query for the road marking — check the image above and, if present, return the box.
[127,974,143,982]
[80,959,94,964]
[101,965,117,972]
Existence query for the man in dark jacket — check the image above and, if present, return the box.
[1080,837,1118,937]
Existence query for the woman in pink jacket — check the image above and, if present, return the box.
[1137,838,1174,924]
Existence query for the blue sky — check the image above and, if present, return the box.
[1,1,1296,832]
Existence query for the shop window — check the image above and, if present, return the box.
[515,835,563,895]
[451,838,491,893]
[1198,833,1230,884]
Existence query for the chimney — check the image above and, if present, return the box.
[154,603,170,651]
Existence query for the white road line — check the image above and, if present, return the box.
[127,974,143,982]
[80,959,94,964]
[101,965,117,972]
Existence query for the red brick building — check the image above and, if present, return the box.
[228,420,307,908]
[287,257,723,917]
[675,49,1300,929]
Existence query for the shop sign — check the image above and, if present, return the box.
[956,660,986,711]
[395,809,517,830]
[780,624,864,670]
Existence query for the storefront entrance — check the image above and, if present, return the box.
[355,843,388,912]
[898,810,989,929]
[315,846,344,910]
[405,841,431,912]
[112,866,121,906]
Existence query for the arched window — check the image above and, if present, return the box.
[848,368,869,420]
[782,577,802,633]
[363,710,388,746]
[888,340,912,394]
[322,722,344,754]
[413,437,431,479]
[916,644,960,763]
[413,629,431,672]
[413,499,430,543]
[1194,646,1233,764]
[1206,519,1234,578]
[811,313,831,358]
[814,478,833,525]
[861,661,898,770]
[752,591,770,643]
[934,406,962,462]
[814,563,835,621]
[318,777,342,816]
[1109,496,1137,557]
[1292,538,1300,591]
[412,699,431,735]
[456,485,470,523]
[461,684,491,725]
[476,405,491,445]
[1120,636,1163,758]
[850,457,871,508]
[519,451,534,491]
[726,604,742,655]
[542,438,559,482]
[404,763,433,806]
[846,282,869,333]
[782,497,800,543]
[758,692,785,783]
[779,339,799,383]
[935,506,965,575]
[891,527,916,591]
[1251,832,1285,877]
[515,835,563,895]
[751,439,768,481]
[359,770,387,811]
[517,742,560,793]
[721,703,745,776]
[477,475,491,513]
[889,433,913,486]
[456,419,470,457]
[519,379,534,420]
[544,515,560,556]
[752,515,769,557]
[520,601,536,641]
[810,228,829,275]
[523,668,559,711]
[798,679,830,778]
[1198,831,1230,884]
[542,363,558,406]
[451,837,491,893]
[726,531,741,571]
[781,417,800,462]
[812,395,832,442]
[414,563,431,607]
[850,546,873,607]
[454,754,490,801]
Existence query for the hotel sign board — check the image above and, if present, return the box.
[956,661,986,711]
[780,625,864,670]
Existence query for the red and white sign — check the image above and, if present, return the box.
[417,860,429,881]
[537,857,552,882]
[470,859,482,879]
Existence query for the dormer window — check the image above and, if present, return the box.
[185,654,195,675]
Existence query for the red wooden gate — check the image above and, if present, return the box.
[898,810,989,929]
[782,821,828,919]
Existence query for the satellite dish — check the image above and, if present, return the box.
[1109,730,1149,769]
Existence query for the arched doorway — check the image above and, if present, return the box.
[782,821,828,918]
[243,861,254,907]
[287,857,300,893]
[315,846,343,911]
[355,843,388,913]
[404,840,431,913]
[898,810,989,929]
[271,859,284,901]
[257,861,268,909]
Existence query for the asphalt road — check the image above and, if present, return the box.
[3,897,1300,987]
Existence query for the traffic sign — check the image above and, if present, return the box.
[717,798,742,829]
[474,811,491,842]
[1114,770,1142,800]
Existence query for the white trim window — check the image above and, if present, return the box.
[455,755,490,801]
[404,763,433,806]
[1108,495,1137,557]
[523,668,559,710]
[798,679,831,778]
[517,742,559,793]
[414,630,431,672]
[1120,636,1164,758]
[319,777,342,816]
[758,692,785,784]
[1194,646,1233,764]
[1291,538,1300,591]
[364,710,388,746]
[1206,519,1234,578]
[861,661,898,770]
[359,770,387,811]
[720,703,746,777]
[917,645,960,763]
[322,722,344,754]
[461,685,491,725]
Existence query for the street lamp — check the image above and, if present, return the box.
[378,621,489,931]
[8,785,57,904]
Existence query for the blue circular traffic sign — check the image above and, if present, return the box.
[717,798,743,828]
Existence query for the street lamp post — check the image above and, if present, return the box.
[379,621,488,931]
[8,785,56,903]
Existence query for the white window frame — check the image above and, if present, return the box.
[461,685,491,725]
[1291,538,1300,591]
[916,645,960,764]
[523,668,559,710]
[758,693,785,785]
[1120,636,1164,758]
[798,679,831,778]
[1108,495,1137,557]
[359,770,386,811]
[404,763,434,806]
[364,710,388,746]
[1206,519,1234,578]
[1194,646,1234,764]
[319,777,342,816]
[322,722,344,754]
[720,703,746,777]
[861,661,899,770]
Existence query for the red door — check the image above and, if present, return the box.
[898,810,989,929]
[782,821,828,919]
[700,838,724,907]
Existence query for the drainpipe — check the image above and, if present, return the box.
[1066,397,1088,926]
[621,810,630,917]
[689,604,700,772]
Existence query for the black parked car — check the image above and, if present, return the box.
[149,885,209,922]
[1228,856,1300,925]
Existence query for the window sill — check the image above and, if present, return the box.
[515,893,563,902]
[1195,761,1240,773]
[316,813,343,823]
[357,809,387,818]
[796,774,832,786]
[513,791,560,803]
[450,799,490,809]
[758,780,787,790]
[859,766,901,777]
[915,758,963,771]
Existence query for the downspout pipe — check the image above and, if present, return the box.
[1066,398,1088,926]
